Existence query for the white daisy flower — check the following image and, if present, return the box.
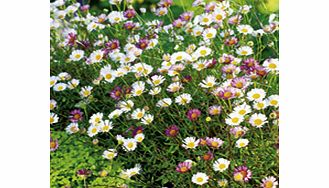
[53,83,67,91]
[192,60,208,71]
[237,24,254,35]
[141,114,154,125]
[134,133,145,143]
[69,50,84,61]
[102,149,117,160]
[149,87,162,96]
[247,88,266,101]
[175,93,192,106]
[108,109,124,119]
[68,79,80,89]
[157,97,173,107]
[87,125,100,137]
[192,172,209,185]
[199,75,217,88]
[131,81,146,96]
[167,82,183,93]
[213,158,230,172]
[253,100,269,110]
[50,112,59,124]
[108,11,126,24]
[80,86,93,98]
[236,46,253,56]
[147,75,166,86]
[66,123,79,134]
[89,112,103,126]
[100,65,116,83]
[236,138,249,148]
[225,112,244,126]
[263,58,279,73]
[123,138,137,151]
[90,50,104,63]
[266,95,279,107]
[131,108,145,120]
[203,27,217,40]
[249,113,268,128]
[233,103,252,116]
[50,76,59,87]
[118,100,134,112]
[195,46,212,58]
[100,120,113,132]
[50,99,57,110]
[182,137,199,149]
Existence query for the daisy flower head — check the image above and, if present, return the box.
[50,112,59,124]
[108,11,126,24]
[253,100,269,110]
[236,138,249,148]
[175,93,192,106]
[80,86,93,98]
[236,46,253,56]
[212,9,227,23]
[182,137,199,149]
[170,51,191,63]
[102,149,117,160]
[187,109,201,121]
[69,50,84,61]
[237,24,254,35]
[50,138,59,152]
[147,75,165,86]
[206,137,224,149]
[213,158,230,172]
[53,83,67,92]
[66,123,79,134]
[131,81,145,96]
[134,133,145,143]
[100,120,113,132]
[100,66,116,83]
[263,58,279,73]
[195,46,212,58]
[131,108,145,120]
[249,113,268,128]
[141,114,154,125]
[198,13,213,26]
[208,105,222,115]
[199,75,217,88]
[203,27,217,40]
[167,82,183,93]
[266,95,279,107]
[225,112,244,126]
[116,135,125,144]
[69,109,83,123]
[87,125,99,137]
[233,166,252,182]
[123,138,138,152]
[231,77,249,89]
[156,98,172,108]
[89,50,104,63]
[233,103,251,116]
[89,112,103,126]
[192,25,204,36]
[218,179,228,187]
[176,161,192,173]
[202,151,214,161]
[117,100,134,112]
[149,87,162,96]
[108,109,123,119]
[50,99,57,110]
[247,88,266,101]
[50,76,59,87]
[68,79,80,89]
[193,60,208,71]
[261,176,278,188]
[165,125,179,137]
[215,86,236,100]
[110,86,123,101]
[230,126,248,138]
[192,172,209,185]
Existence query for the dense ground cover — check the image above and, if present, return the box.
[50,0,279,187]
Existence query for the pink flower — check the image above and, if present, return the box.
[187,109,201,121]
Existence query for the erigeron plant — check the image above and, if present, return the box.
[50,0,279,187]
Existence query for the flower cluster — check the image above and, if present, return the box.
[50,0,279,187]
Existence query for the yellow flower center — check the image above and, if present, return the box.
[269,63,277,69]
[196,177,204,182]
[232,117,239,123]
[74,54,81,59]
[137,112,143,119]
[219,164,226,169]
[252,93,260,99]
[202,17,209,23]
[239,109,246,115]
[216,14,223,20]
[254,119,263,126]
[95,54,102,61]
[241,28,248,33]
[271,100,278,106]
[200,50,207,56]
[206,33,213,38]
[265,181,274,188]
[187,142,195,148]
[127,142,134,148]
[176,55,183,60]
[105,74,112,80]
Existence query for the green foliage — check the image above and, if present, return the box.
[50,132,125,187]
